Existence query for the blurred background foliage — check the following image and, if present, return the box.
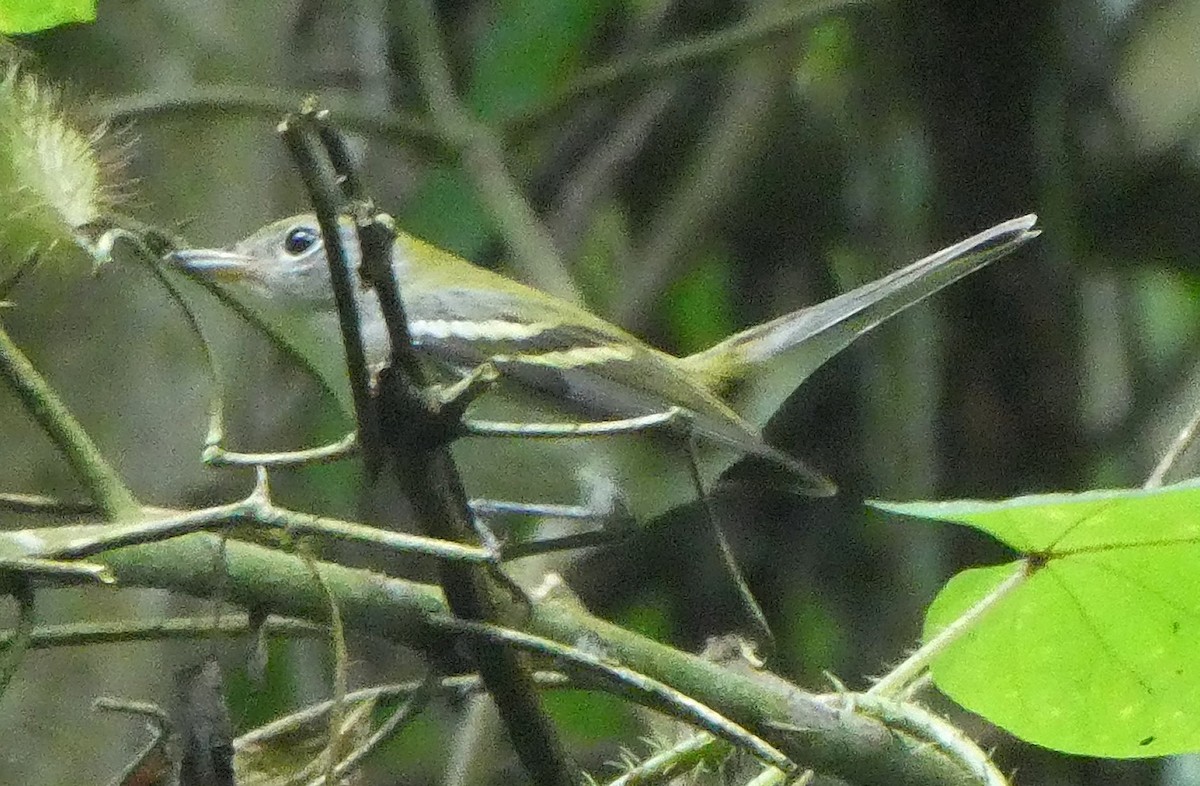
[5,0,1200,783]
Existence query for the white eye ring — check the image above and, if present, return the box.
[282,225,320,256]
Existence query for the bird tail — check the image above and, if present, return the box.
[679,215,1039,423]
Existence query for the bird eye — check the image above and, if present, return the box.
[283,225,319,256]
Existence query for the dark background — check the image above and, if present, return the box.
[4,0,1200,783]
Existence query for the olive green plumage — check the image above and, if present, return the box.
[171,212,1039,498]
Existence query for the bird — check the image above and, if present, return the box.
[169,213,1038,524]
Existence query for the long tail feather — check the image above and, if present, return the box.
[680,215,1039,424]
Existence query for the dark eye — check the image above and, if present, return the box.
[283,225,319,256]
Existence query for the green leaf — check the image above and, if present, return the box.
[665,247,737,355]
[1133,268,1200,368]
[467,0,610,122]
[399,167,490,262]
[873,479,1200,757]
[0,0,94,33]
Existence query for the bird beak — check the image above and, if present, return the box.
[167,248,258,282]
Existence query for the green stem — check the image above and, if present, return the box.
[237,674,570,750]
[867,562,1030,698]
[92,533,981,786]
[0,320,139,518]
[604,733,729,786]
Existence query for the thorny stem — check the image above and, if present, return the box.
[867,561,1030,698]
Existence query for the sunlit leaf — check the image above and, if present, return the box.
[874,479,1200,757]
[0,0,94,33]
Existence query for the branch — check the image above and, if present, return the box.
[278,113,385,472]
[236,673,571,751]
[83,532,988,786]
[0,492,493,565]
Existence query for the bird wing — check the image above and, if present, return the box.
[401,283,832,493]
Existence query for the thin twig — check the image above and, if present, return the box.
[0,557,112,584]
[249,500,496,563]
[304,673,439,786]
[94,226,359,477]
[826,693,1008,786]
[1145,402,1200,488]
[503,0,861,141]
[175,268,352,434]
[433,615,795,775]
[2,494,493,565]
[235,672,572,750]
[92,84,451,160]
[285,111,582,786]
[0,580,35,697]
[604,732,730,786]
[203,431,358,467]
[271,461,352,786]
[684,433,774,658]
[0,615,323,651]
[0,492,99,516]
[92,696,175,786]
[279,111,384,473]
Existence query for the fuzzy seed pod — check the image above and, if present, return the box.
[0,57,117,276]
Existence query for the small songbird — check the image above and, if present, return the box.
[170,213,1038,521]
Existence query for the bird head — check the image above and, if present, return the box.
[168,214,360,305]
